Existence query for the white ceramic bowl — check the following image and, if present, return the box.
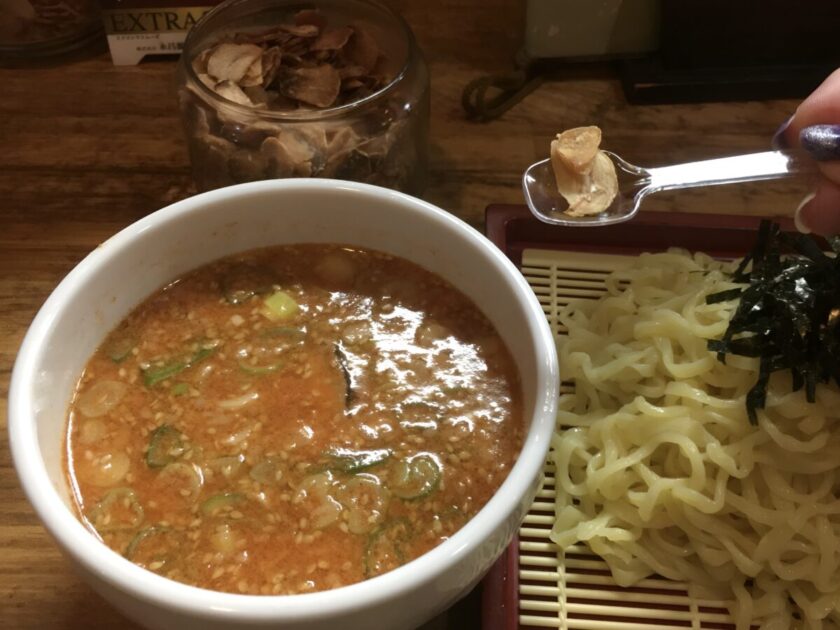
[9,180,558,630]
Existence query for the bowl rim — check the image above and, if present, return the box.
[8,179,558,622]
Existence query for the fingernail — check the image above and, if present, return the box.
[772,115,794,150]
[793,192,816,234]
[800,124,840,161]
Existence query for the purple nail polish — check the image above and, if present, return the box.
[800,124,840,161]
[772,115,794,149]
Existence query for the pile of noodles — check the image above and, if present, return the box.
[552,250,840,630]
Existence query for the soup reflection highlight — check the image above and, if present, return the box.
[64,244,523,595]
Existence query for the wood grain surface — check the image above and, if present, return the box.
[0,0,809,627]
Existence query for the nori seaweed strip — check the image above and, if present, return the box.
[746,357,771,425]
[706,288,743,304]
[780,231,832,265]
[333,342,356,407]
[707,337,762,357]
[730,220,771,283]
[805,368,817,403]
[707,221,840,424]
[706,339,727,354]
[791,367,805,392]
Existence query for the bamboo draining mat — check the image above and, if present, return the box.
[516,248,736,630]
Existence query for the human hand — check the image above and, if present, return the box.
[773,68,840,235]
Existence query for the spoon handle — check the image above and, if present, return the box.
[644,150,811,194]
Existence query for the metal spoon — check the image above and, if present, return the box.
[522,150,811,227]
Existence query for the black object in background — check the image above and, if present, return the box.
[622,0,840,103]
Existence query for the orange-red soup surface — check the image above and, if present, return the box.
[65,244,523,595]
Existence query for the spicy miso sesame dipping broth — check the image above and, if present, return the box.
[64,243,523,595]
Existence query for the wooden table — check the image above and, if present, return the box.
[0,1,809,627]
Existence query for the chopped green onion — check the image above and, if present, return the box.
[321,448,391,474]
[124,526,169,559]
[105,336,136,363]
[142,343,217,387]
[191,346,216,363]
[206,455,245,480]
[146,425,186,469]
[123,526,183,574]
[158,462,203,498]
[336,475,389,534]
[364,518,411,578]
[143,361,185,387]
[87,487,144,531]
[249,458,285,485]
[390,454,441,500]
[295,473,343,529]
[170,382,190,396]
[200,492,246,517]
[221,264,276,305]
[238,360,283,376]
[434,506,467,534]
[262,290,299,321]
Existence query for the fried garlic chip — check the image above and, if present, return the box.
[550,126,618,217]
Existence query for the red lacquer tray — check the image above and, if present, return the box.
[479,205,794,630]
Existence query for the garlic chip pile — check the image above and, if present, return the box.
[550,126,618,217]
[192,9,389,110]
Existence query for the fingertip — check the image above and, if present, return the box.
[785,69,840,139]
[795,181,840,236]
[794,193,815,233]
[772,115,795,150]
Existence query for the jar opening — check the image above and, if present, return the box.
[182,0,417,121]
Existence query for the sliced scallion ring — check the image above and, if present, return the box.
[364,518,411,578]
[146,424,186,469]
[322,447,391,474]
[87,487,144,532]
[390,454,441,500]
[336,474,389,534]
[238,360,283,376]
[158,462,203,498]
[124,525,170,560]
[105,336,136,363]
[200,492,246,517]
[262,290,299,321]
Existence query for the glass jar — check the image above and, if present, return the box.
[176,0,429,195]
[0,0,101,60]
